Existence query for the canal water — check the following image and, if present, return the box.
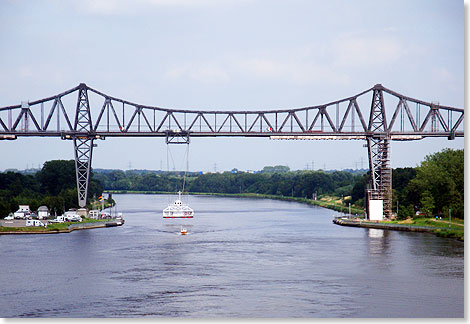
[0,194,464,318]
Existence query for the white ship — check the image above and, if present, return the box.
[163,191,194,218]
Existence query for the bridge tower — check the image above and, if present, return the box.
[366,84,392,219]
[73,83,94,208]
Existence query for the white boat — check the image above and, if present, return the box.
[180,227,188,235]
[163,191,194,218]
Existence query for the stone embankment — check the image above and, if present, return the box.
[332,217,435,233]
[0,220,124,235]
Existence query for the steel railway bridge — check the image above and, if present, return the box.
[0,83,464,218]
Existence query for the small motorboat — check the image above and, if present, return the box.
[163,191,194,218]
[180,227,188,235]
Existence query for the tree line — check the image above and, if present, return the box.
[394,148,463,219]
[0,148,463,219]
[0,160,102,217]
[93,167,362,200]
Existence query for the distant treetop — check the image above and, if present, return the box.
[261,165,290,173]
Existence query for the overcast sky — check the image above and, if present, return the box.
[0,0,464,172]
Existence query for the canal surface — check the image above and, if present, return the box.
[0,194,464,318]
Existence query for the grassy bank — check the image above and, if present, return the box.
[381,218,464,241]
[104,190,363,215]
[335,217,464,242]
[432,228,464,241]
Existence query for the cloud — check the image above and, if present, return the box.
[383,26,398,32]
[164,46,353,87]
[235,56,350,86]
[431,67,454,83]
[74,0,250,15]
[164,62,230,84]
[332,35,406,67]
[164,54,350,87]
[18,66,33,78]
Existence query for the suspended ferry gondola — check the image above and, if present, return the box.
[163,191,194,219]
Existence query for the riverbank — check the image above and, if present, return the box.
[0,218,124,235]
[103,190,463,241]
[333,217,464,241]
[104,190,364,215]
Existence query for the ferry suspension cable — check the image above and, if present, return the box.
[182,143,189,194]
[162,141,194,219]
[165,140,190,194]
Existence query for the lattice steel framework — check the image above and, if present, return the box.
[73,84,94,207]
[367,86,392,218]
[0,83,464,213]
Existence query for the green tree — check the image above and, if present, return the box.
[0,160,104,217]
[397,204,414,220]
[408,149,464,218]
[0,200,10,218]
[392,167,417,192]
[106,193,115,206]
[262,165,290,173]
[41,196,65,216]
[420,191,435,217]
[38,160,76,195]
[350,173,369,206]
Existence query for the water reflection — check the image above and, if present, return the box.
[0,194,464,318]
[365,228,390,255]
[400,232,465,279]
[368,228,384,238]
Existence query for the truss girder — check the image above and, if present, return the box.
[0,84,463,139]
[0,117,7,131]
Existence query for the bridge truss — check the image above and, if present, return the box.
[0,83,464,218]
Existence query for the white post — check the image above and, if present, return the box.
[341,195,343,216]
[449,208,451,228]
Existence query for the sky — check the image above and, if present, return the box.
[0,0,465,172]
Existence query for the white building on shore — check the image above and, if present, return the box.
[14,205,31,219]
[37,206,50,219]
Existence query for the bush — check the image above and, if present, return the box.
[397,204,414,220]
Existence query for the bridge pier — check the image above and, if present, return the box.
[366,136,392,219]
[366,85,392,220]
[74,137,94,208]
[73,84,94,208]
